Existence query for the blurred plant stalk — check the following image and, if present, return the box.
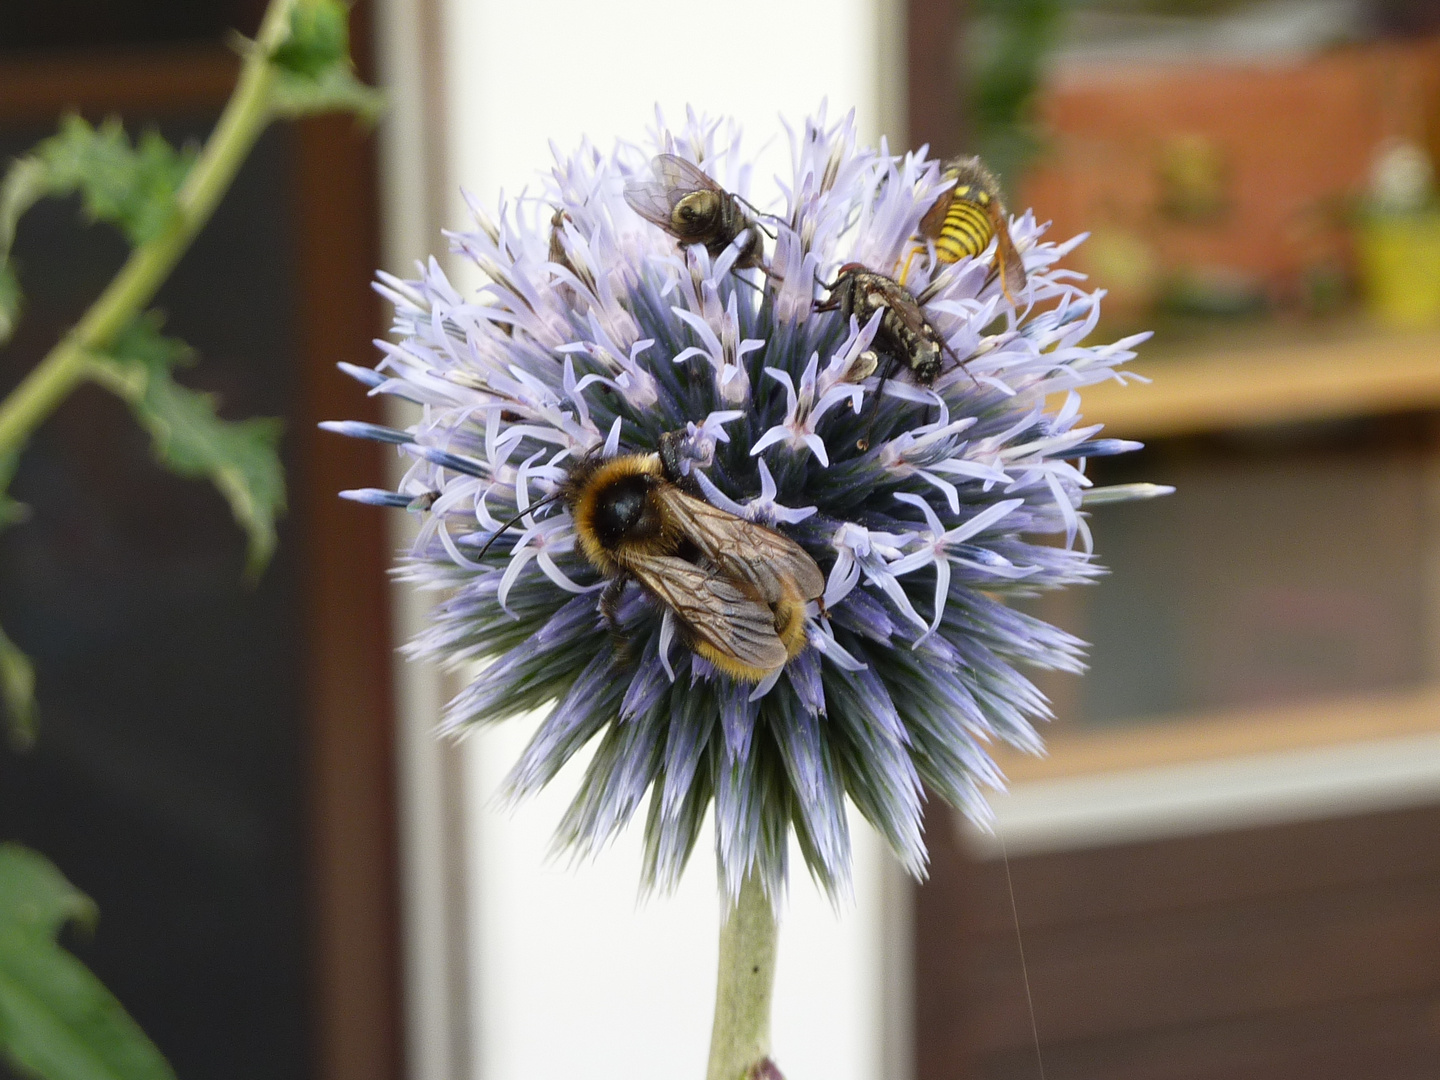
[0,0,298,459]
[706,872,781,1080]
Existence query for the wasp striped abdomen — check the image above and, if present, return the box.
[932,180,995,263]
[907,156,1027,302]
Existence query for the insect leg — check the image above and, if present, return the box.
[599,572,631,631]
[856,352,901,452]
[896,245,923,288]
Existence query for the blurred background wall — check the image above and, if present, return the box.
[0,6,399,1080]
[5,2,1440,1080]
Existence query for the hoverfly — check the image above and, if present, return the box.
[624,154,769,272]
[815,263,967,449]
[901,157,1027,302]
[480,431,825,682]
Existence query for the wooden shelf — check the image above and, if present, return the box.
[1081,325,1440,439]
[0,46,238,121]
[994,683,1440,784]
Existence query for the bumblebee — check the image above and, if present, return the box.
[902,157,1026,302]
[624,154,767,271]
[816,263,965,449]
[560,432,824,682]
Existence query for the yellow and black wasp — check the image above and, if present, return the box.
[900,157,1027,302]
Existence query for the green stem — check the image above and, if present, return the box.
[706,871,780,1080]
[0,0,299,458]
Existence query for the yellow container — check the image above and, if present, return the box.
[1357,212,1440,329]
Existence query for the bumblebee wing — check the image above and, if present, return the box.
[653,153,723,194]
[986,201,1029,301]
[661,489,826,604]
[628,553,789,675]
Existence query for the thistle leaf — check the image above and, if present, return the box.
[0,156,54,346]
[103,314,286,578]
[0,119,194,345]
[271,0,350,77]
[0,624,36,750]
[269,66,387,124]
[268,0,385,123]
[0,845,175,1080]
[33,117,195,247]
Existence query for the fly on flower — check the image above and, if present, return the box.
[624,153,770,272]
[815,262,966,448]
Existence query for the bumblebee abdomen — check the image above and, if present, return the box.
[935,198,993,264]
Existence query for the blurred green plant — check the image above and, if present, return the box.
[0,845,173,1080]
[0,0,382,1076]
[969,0,1069,198]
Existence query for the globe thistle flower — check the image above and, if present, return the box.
[325,106,1156,902]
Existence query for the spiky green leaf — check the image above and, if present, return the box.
[0,624,36,751]
[267,0,385,123]
[0,846,175,1080]
[0,156,54,346]
[33,117,195,247]
[271,0,351,78]
[0,120,194,345]
[270,65,386,124]
[102,314,285,578]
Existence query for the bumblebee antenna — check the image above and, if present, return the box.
[472,491,563,564]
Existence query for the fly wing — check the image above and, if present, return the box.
[653,153,723,195]
[876,276,941,345]
[628,552,789,675]
[623,179,678,227]
[660,489,826,605]
[624,154,724,228]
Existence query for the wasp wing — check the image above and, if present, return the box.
[986,200,1028,302]
[627,552,789,675]
[659,489,826,605]
[916,187,954,241]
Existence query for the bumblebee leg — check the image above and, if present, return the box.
[599,573,640,666]
[599,572,630,631]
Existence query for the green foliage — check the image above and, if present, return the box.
[101,314,286,578]
[0,120,194,346]
[29,118,195,247]
[0,157,53,346]
[969,0,1069,196]
[0,623,35,750]
[271,0,351,77]
[268,0,385,123]
[270,64,387,124]
[0,845,176,1080]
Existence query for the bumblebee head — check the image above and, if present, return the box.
[565,452,667,569]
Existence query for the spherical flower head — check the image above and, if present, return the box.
[327,105,1158,902]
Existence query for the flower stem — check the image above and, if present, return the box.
[0,0,298,459]
[705,871,779,1080]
